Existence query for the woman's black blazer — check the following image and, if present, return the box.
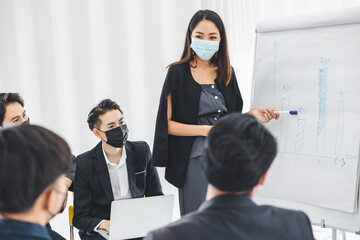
[153,63,243,188]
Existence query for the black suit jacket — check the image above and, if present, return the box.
[145,195,315,240]
[152,63,243,188]
[73,141,163,238]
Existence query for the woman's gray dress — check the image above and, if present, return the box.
[178,83,228,216]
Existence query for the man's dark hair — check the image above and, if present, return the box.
[87,99,123,130]
[0,93,25,126]
[0,125,72,214]
[201,113,277,192]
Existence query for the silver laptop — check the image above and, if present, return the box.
[98,195,174,240]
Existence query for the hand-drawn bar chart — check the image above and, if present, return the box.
[294,119,305,153]
[251,22,360,212]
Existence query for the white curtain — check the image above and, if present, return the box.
[1,0,360,238]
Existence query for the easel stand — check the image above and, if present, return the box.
[329,228,346,240]
[320,219,348,240]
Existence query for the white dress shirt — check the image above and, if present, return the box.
[103,147,132,200]
[94,146,132,232]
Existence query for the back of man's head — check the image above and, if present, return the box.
[201,113,277,192]
[0,93,24,126]
[0,125,72,214]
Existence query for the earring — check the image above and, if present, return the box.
[189,51,197,68]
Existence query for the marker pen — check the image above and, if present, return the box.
[275,110,298,115]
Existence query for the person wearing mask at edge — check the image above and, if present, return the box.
[152,9,279,217]
[73,99,163,240]
[146,113,315,240]
[0,92,75,240]
[0,125,73,240]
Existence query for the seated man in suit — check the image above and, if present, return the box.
[145,113,315,240]
[0,92,75,190]
[73,99,163,239]
[0,125,72,240]
[0,92,75,240]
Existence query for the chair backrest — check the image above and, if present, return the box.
[69,192,74,240]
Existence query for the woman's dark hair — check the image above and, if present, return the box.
[169,9,232,87]
[0,93,25,126]
[201,113,277,192]
[0,125,72,214]
[87,99,123,130]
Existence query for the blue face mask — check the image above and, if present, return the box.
[190,38,220,61]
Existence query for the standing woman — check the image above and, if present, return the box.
[153,10,279,216]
